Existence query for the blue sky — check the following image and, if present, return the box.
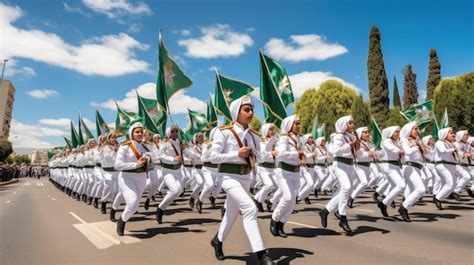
[2,0,473,152]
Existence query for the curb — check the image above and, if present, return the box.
[0,179,19,187]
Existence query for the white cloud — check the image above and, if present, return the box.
[26,89,59,99]
[208,66,220,72]
[9,119,68,149]
[82,0,152,18]
[38,118,71,128]
[264,34,348,63]
[3,59,36,78]
[181,29,191,36]
[64,2,90,17]
[91,82,206,114]
[178,24,254,59]
[0,3,150,77]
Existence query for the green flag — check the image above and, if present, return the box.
[79,114,95,143]
[70,121,79,148]
[261,51,294,107]
[311,117,319,140]
[259,51,287,127]
[370,117,382,149]
[137,93,163,135]
[178,127,192,144]
[318,123,326,139]
[188,109,208,132]
[206,96,218,129]
[64,137,72,150]
[214,71,255,122]
[95,109,110,137]
[400,100,435,130]
[421,117,439,141]
[439,107,449,129]
[115,102,140,137]
[77,116,85,146]
[156,31,193,115]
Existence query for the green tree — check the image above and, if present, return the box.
[13,155,31,165]
[5,155,14,164]
[403,64,418,110]
[426,48,441,100]
[295,80,357,136]
[0,139,13,162]
[367,26,390,126]
[352,95,371,128]
[393,76,401,108]
[385,107,408,127]
[249,115,262,132]
[433,72,474,134]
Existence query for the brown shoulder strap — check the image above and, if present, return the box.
[229,127,252,170]
[128,142,141,160]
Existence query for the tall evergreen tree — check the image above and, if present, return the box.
[393,76,401,108]
[351,95,371,128]
[403,64,419,110]
[367,26,390,126]
[426,48,441,100]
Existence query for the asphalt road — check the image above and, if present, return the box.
[1,178,473,265]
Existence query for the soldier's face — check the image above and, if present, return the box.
[197,135,204,144]
[267,127,275,137]
[307,136,314,145]
[346,120,354,133]
[291,120,301,134]
[361,130,370,141]
[170,128,178,140]
[446,130,455,142]
[237,104,253,126]
[133,128,144,142]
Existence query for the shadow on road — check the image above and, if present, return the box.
[171,218,221,226]
[345,225,390,237]
[226,247,314,265]
[409,212,460,222]
[129,226,205,239]
[290,227,341,237]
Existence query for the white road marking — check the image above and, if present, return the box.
[52,198,56,201]
[6,201,10,204]
[287,221,320,229]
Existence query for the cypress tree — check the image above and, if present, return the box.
[393,76,401,108]
[367,26,390,126]
[403,64,419,110]
[426,48,441,100]
[351,95,371,128]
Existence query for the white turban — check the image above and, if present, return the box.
[438,127,452,141]
[335,115,352,133]
[468,136,474,145]
[400,121,418,140]
[165,124,179,138]
[192,132,203,144]
[280,115,299,134]
[382,126,400,139]
[356,127,368,139]
[422,135,433,146]
[301,134,312,145]
[229,95,253,121]
[315,136,326,147]
[128,122,143,140]
[260,123,274,138]
[455,130,468,142]
[152,134,161,140]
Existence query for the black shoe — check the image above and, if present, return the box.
[188,197,194,209]
[339,215,352,233]
[156,208,164,224]
[144,198,150,210]
[151,195,156,202]
[319,208,329,228]
[196,199,203,214]
[180,191,185,197]
[378,202,389,217]
[110,208,117,222]
[467,189,474,198]
[398,205,411,222]
[304,197,311,205]
[220,206,226,219]
[76,193,81,201]
[94,198,99,209]
[101,202,107,214]
[209,196,216,208]
[390,200,396,208]
[210,234,225,260]
[278,222,288,238]
[116,217,126,236]
[270,219,279,236]
[334,211,341,220]
[256,250,275,265]
[372,192,380,202]
[254,198,264,212]
[314,189,319,199]
[433,196,443,210]
[265,200,273,212]
[249,187,255,195]
[452,192,462,201]
[348,197,354,208]
[88,197,93,205]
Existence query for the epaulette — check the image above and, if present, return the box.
[249,128,261,137]
[121,140,131,146]
[219,124,233,130]
[204,140,212,144]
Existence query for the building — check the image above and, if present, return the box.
[30,151,48,165]
[0,80,15,138]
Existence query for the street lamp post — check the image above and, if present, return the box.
[1,59,9,80]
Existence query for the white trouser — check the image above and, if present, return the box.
[199,166,216,202]
[158,168,184,210]
[321,166,337,191]
[190,168,204,199]
[313,165,327,190]
[381,164,405,205]
[217,173,265,253]
[91,167,104,198]
[85,168,95,196]
[402,165,426,209]
[101,171,118,202]
[297,167,314,200]
[351,164,370,200]
[435,164,457,200]
[325,162,356,215]
[118,173,147,222]
[144,168,159,199]
[182,166,193,188]
[454,165,471,194]
[211,168,223,198]
[254,166,276,203]
[272,168,300,223]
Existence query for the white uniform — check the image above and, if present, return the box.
[434,128,458,201]
[298,134,316,202]
[350,128,373,202]
[453,131,471,194]
[380,126,405,206]
[100,144,118,203]
[143,141,160,200]
[254,124,278,204]
[200,130,219,203]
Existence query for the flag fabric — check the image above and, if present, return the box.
[421,117,439,141]
[214,71,254,122]
[64,137,73,150]
[70,121,79,148]
[178,127,192,144]
[439,107,449,129]
[318,123,326,139]
[260,51,294,107]
[206,96,218,130]
[115,102,140,137]
[77,117,85,146]
[95,109,110,137]
[400,100,435,129]
[79,114,95,143]
[156,31,193,115]
[311,117,319,140]
[137,94,163,136]
[370,117,383,149]
[259,51,287,127]
[188,109,208,132]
